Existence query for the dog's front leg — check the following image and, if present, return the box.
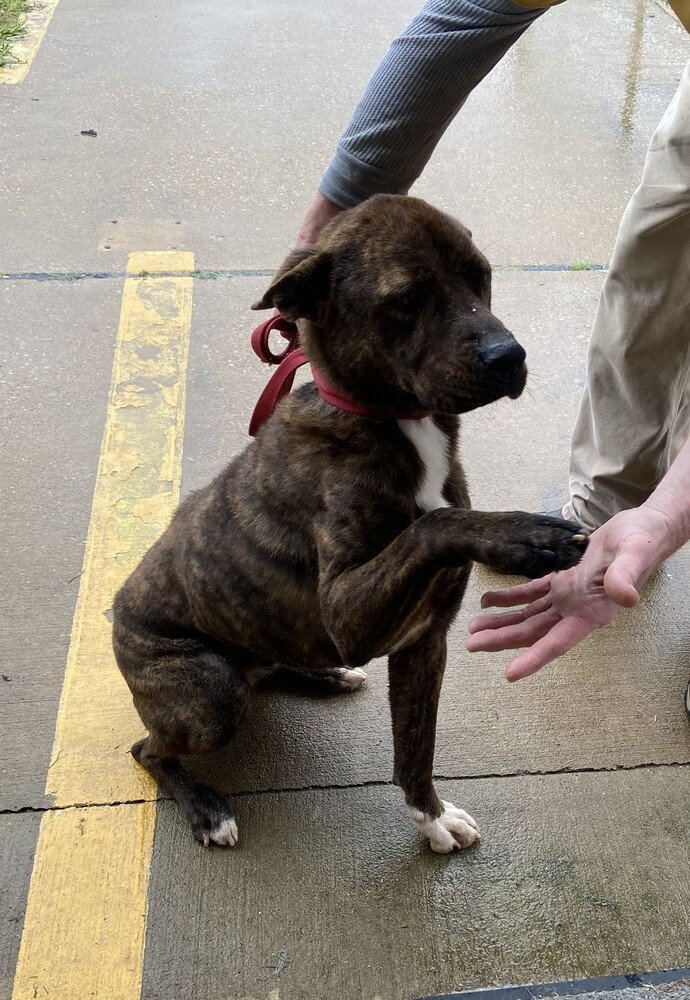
[388,627,479,854]
[317,508,586,666]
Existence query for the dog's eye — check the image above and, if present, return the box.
[475,268,491,296]
[389,287,423,313]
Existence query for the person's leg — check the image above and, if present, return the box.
[564,59,690,531]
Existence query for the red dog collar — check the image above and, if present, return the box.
[248,315,426,436]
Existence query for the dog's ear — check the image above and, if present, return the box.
[251,249,331,322]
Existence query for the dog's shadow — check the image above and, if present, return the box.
[184,659,392,797]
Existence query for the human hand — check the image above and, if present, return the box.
[296,192,344,248]
[466,506,675,681]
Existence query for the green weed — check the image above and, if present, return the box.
[0,0,30,67]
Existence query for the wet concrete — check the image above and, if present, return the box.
[0,0,687,272]
[142,769,690,1000]
[1,0,689,997]
[0,281,120,810]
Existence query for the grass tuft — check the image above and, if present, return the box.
[0,0,30,67]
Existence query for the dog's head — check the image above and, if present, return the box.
[252,195,527,417]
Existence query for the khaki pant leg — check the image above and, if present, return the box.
[564,59,690,531]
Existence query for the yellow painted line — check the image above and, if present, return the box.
[49,249,194,807]
[12,803,156,999]
[12,251,194,1000]
[0,0,61,85]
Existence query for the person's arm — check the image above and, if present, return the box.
[297,0,546,247]
[466,438,690,681]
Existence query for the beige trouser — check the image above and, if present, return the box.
[563,58,690,531]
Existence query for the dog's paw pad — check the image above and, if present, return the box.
[208,817,238,847]
[409,801,480,854]
[339,666,367,690]
[482,514,590,578]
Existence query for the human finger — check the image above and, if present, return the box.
[466,607,560,653]
[468,593,554,634]
[479,576,553,610]
[504,615,594,681]
[603,553,645,608]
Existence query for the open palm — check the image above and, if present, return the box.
[466,508,672,681]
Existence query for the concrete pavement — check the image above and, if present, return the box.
[1,1,689,998]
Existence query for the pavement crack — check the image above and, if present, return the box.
[446,759,690,781]
[0,797,156,816]
[3,759,687,815]
[232,778,392,799]
[234,759,690,798]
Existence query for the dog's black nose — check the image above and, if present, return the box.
[477,335,526,375]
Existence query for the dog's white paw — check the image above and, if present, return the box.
[340,666,367,690]
[206,817,239,848]
[408,800,480,853]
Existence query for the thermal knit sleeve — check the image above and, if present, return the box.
[319,0,547,207]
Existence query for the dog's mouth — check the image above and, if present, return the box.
[414,362,527,414]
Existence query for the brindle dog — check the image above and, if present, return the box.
[113,195,587,853]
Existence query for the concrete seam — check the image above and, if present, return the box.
[0,264,609,282]
[3,758,688,816]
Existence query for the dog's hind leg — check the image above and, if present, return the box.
[132,735,239,847]
[119,643,251,847]
[261,664,368,696]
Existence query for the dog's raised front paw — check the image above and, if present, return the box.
[408,800,480,853]
[480,513,588,579]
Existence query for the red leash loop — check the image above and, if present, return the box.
[249,316,308,437]
[250,314,299,364]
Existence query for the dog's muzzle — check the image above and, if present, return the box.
[477,333,527,399]
[477,334,526,376]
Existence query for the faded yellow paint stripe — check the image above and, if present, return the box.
[12,804,156,999]
[0,0,61,85]
[12,251,193,1000]
[48,249,193,807]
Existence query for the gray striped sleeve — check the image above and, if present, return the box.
[319,0,548,208]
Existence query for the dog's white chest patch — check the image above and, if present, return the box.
[397,417,451,512]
